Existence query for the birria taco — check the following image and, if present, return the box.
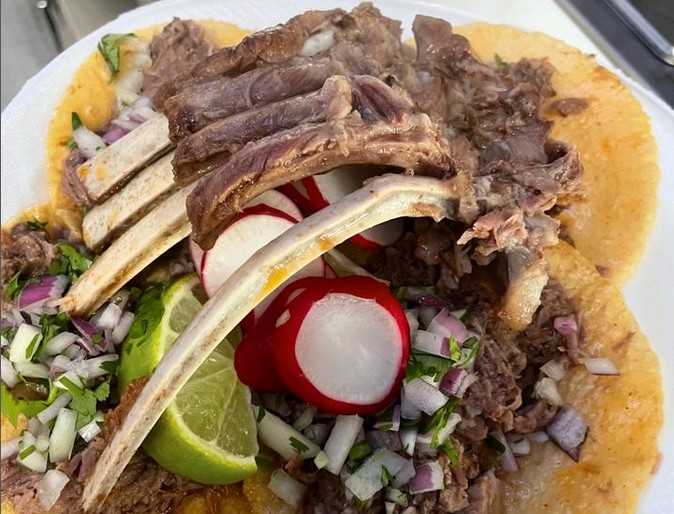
[0,3,663,514]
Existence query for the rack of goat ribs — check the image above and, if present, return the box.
[56,4,582,511]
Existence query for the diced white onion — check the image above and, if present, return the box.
[385,502,396,514]
[14,361,50,379]
[303,423,331,446]
[42,332,79,357]
[345,448,407,501]
[581,357,619,376]
[405,311,419,337]
[323,415,364,474]
[78,411,104,442]
[268,469,306,508]
[1,436,21,460]
[256,407,320,460]
[403,378,449,415]
[427,309,468,342]
[73,126,106,159]
[37,394,72,424]
[408,461,444,494]
[78,354,118,379]
[37,469,70,510]
[399,427,417,456]
[9,323,42,363]
[112,311,135,344]
[400,388,421,420]
[49,408,77,463]
[528,431,550,443]
[91,303,123,331]
[534,377,564,406]
[1,355,19,388]
[541,358,567,381]
[413,330,449,358]
[392,459,416,488]
[417,307,439,327]
[17,432,47,472]
[55,370,84,391]
[292,406,316,432]
[507,434,531,456]
[314,450,329,470]
[490,430,518,472]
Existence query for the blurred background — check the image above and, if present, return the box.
[1,0,672,110]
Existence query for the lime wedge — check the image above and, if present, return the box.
[119,274,256,484]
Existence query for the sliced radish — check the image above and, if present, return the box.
[244,190,302,222]
[235,277,328,392]
[278,181,314,212]
[201,205,299,297]
[273,276,409,415]
[302,167,404,249]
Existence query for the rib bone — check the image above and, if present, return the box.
[81,174,461,512]
[63,184,195,317]
[82,152,177,251]
[77,114,171,204]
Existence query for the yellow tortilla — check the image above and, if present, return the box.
[43,21,251,236]
[500,242,662,512]
[455,23,660,283]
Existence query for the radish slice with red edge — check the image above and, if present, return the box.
[244,189,303,222]
[188,237,204,280]
[302,168,404,249]
[272,276,409,415]
[278,181,314,212]
[234,277,328,392]
[200,205,299,297]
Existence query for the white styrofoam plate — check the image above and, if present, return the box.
[1,1,673,511]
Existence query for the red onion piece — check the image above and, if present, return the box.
[490,430,518,472]
[546,406,588,461]
[527,431,549,443]
[427,309,468,343]
[102,127,128,144]
[49,355,72,377]
[439,368,467,396]
[19,275,69,312]
[581,357,619,375]
[403,379,449,416]
[71,318,98,341]
[408,461,444,494]
[553,315,577,336]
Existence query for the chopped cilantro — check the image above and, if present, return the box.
[124,284,165,350]
[456,337,480,368]
[494,53,505,66]
[289,436,309,454]
[100,359,119,375]
[68,380,110,430]
[2,326,17,342]
[0,383,49,427]
[26,219,48,232]
[419,397,461,438]
[406,352,454,382]
[25,333,41,360]
[256,405,266,423]
[380,465,394,487]
[71,112,83,130]
[67,138,78,151]
[6,271,23,300]
[48,243,92,282]
[38,311,69,348]
[439,440,460,467]
[348,441,373,462]
[98,33,135,77]
[448,336,462,361]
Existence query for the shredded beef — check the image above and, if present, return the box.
[1,223,58,286]
[142,18,214,103]
[61,148,91,207]
[550,97,589,117]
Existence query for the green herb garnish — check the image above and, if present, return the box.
[97,33,135,77]
[348,440,373,462]
[380,465,394,487]
[48,243,92,282]
[26,219,48,232]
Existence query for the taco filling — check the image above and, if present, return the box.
[0,3,662,514]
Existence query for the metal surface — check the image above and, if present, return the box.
[557,0,674,107]
[604,0,674,65]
